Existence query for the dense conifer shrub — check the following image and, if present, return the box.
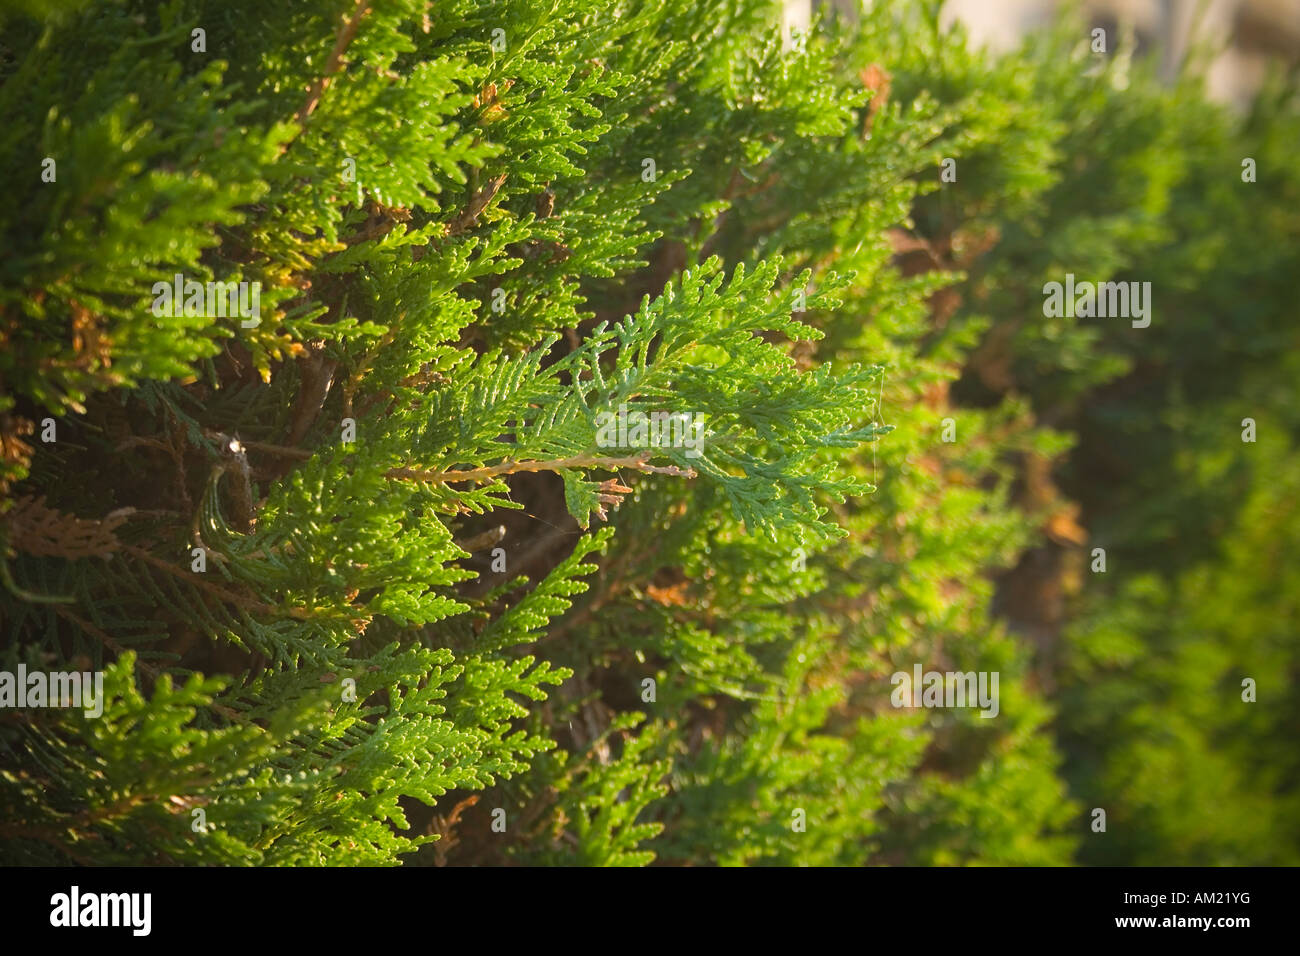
[0,0,1294,866]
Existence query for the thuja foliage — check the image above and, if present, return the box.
[0,0,1292,866]
[929,13,1300,864]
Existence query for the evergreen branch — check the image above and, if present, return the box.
[240,440,314,460]
[54,606,149,669]
[0,822,99,865]
[0,527,75,604]
[122,544,318,623]
[53,607,247,722]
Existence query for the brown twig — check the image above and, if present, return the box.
[444,173,507,238]
[385,450,697,485]
[341,326,398,420]
[429,794,480,867]
[285,341,340,448]
[241,440,313,461]
[296,0,373,128]
[453,524,507,553]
